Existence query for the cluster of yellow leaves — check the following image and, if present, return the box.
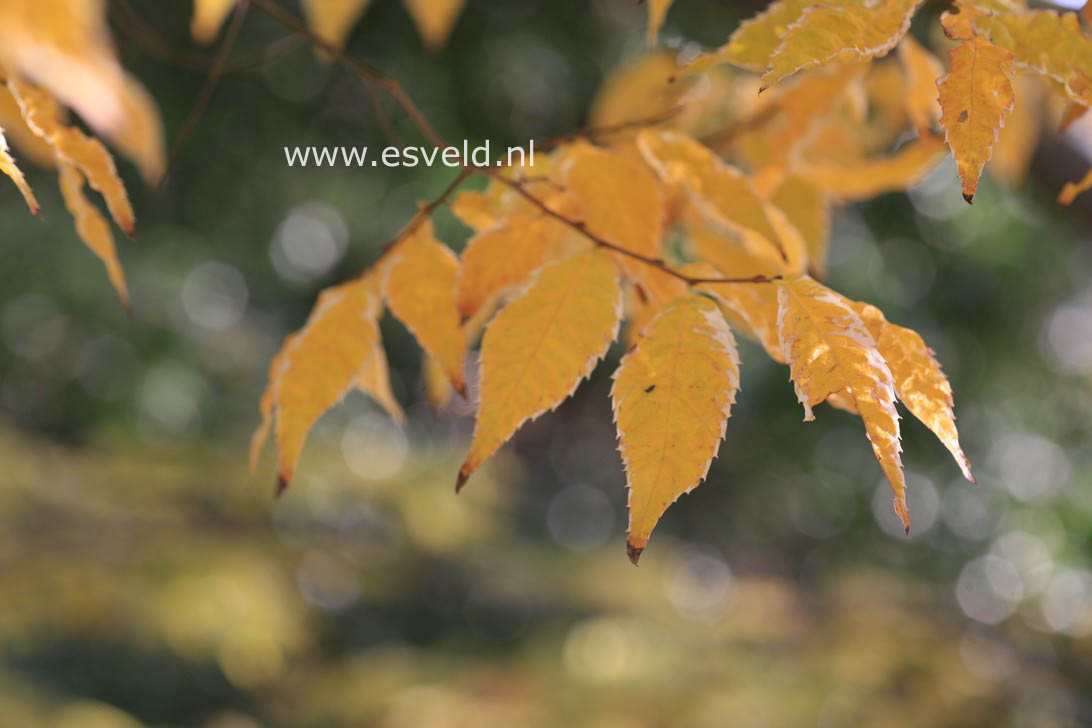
[684,0,1092,204]
[0,0,165,307]
[257,35,986,559]
[193,0,467,51]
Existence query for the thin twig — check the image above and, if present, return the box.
[163,0,250,185]
[482,170,779,286]
[248,0,448,149]
[537,107,684,150]
[248,0,777,287]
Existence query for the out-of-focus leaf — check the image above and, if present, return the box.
[384,217,467,393]
[402,0,465,51]
[0,128,38,215]
[801,134,946,201]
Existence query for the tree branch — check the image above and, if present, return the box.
[248,0,778,287]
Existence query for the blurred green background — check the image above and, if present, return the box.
[2,0,1092,725]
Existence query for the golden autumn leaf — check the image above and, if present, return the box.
[457,250,622,491]
[384,217,467,393]
[612,295,740,563]
[423,353,454,410]
[561,142,676,302]
[191,0,237,44]
[356,345,406,426]
[776,275,910,532]
[761,0,925,89]
[250,334,296,475]
[992,74,1042,188]
[854,302,973,482]
[265,277,382,491]
[0,85,54,167]
[770,174,830,276]
[637,130,784,259]
[57,160,129,308]
[456,200,580,318]
[684,0,855,75]
[402,0,466,51]
[587,53,697,145]
[898,35,944,135]
[646,0,674,48]
[10,80,135,234]
[0,0,165,182]
[732,64,865,192]
[973,8,1092,110]
[937,4,1015,204]
[301,0,372,50]
[801,134,946,201]
[702,281,783,363]
[0,128,39,215]
[563,142,664,260]
[1058,168,1092,206]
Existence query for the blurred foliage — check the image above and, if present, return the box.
[2,0,1092,725]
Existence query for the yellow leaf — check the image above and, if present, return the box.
[0,0,165,182]
[622,284,657,350]
[450,188,503,232]
[191,0,236,44]
[356,344,405,425]
[855,302,974,482]
[646,0,674,48]
[0,128,39,215]
[457,250,622,490]
[732,64,865,190]
[702,281,783,363]
[269,278,382,489]
[384,217,467,393]
[456,206,576,318]
[10,80,135,234]
[898,35,944,134]
[563,142,665,260]
[937,5,1015,203]
[770,174,830,277]
[562,142,677,302]
[637,130,784,260]
[1059,168,1092,206]
[0,85,54,167]
[684,0,855,74]
[402,0,465,51]
[250,333,296,474]
[301,0,372,50]
[588,53,685,139]
[423,353,454,410]
[974,8,1092,110]
[613,295,740,562]
[801,134,946,201]
[992,74,1042,188]
[777,275,909,532]
[761,0,925,89]
[56,161,129,309]
[1059,101,1087,134]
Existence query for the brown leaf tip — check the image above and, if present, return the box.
[627,541,644,566]
[455,468,470,493]
[275,474,290,497]
[962,192,974,205]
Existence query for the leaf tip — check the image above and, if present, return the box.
[275,474,290,498]
[455,467,470,493]
[962,192,974,205]
[626,539,645,566]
